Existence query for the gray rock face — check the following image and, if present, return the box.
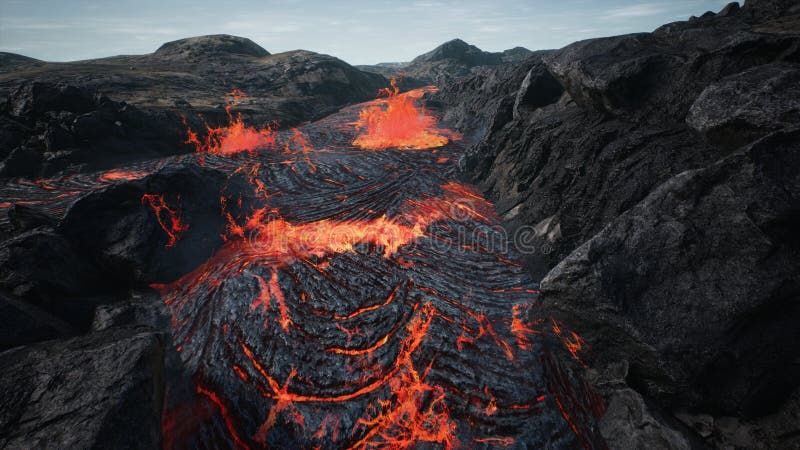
[429,1,800,447]
[0,326,166,449]
[687,62,800,149]
[540,127,800,416]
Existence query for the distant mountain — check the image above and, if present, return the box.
[357,39,541,85]
[501,46,536,62]
[154,34,270,60]
[0,52,43,74]
[410,38,503,67]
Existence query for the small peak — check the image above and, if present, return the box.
[154,35,270,60]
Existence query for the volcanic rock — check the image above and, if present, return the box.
[0,292,74,351]
[428,0,800,447]
[540,127,800,415]
[59,164,232,285]
[0,82,197,178]
[0,228,114,326]
[0,326,166,449]
[687,62,800,149]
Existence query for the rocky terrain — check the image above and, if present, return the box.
[431,0,800,447]
[0,34,385,178]
[1,0,799,448]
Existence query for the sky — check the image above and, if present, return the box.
[1,0,734,65]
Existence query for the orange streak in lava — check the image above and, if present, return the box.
[552,319,587,366]
[196,384,252,450]
[333,283,403,321]
[99,168,150,182]
[141,193,189,247]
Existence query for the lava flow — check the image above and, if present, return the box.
[0,84,606,449]
[352,78,453,150]
[152,85,605,449]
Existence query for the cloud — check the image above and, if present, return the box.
[603,3,669,19]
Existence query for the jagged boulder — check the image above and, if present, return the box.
[687,62,800,149]
[59,164,232,285]
[0,326,166,449]
[540,128,800,416]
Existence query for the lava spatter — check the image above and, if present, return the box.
[185,89,278,156]
[352,78,454,150]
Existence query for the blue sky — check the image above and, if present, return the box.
[0,0,733,65]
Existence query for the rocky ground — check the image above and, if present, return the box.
[431,0,800,448]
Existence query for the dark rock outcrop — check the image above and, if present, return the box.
[430,0,800,447]
[0,326,166,449]
[687,62,800,149]
[0,228,115,326]
[0,82,196,178]
[59,164,231,285]
[540,128,800,416]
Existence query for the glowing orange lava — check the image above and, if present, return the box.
[186,89,277,156]
[99,168,150,182]
[352,78,451,150]
[141,193,189,247]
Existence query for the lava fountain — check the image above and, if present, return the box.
[352,78,453,150]
[185,89,278,156]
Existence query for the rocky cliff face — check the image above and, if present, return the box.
[433,0,800,447]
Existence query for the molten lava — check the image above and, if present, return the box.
[186,89,277,156]
[141,193,189,247]
[353,78,451,150]
[131,90,606,449]
[98,168,150,182]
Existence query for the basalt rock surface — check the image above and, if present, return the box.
[0,82,198,178]
[0,326,166,449]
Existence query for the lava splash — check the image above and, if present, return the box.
[186,89,277,156]
[352,78,452,150]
